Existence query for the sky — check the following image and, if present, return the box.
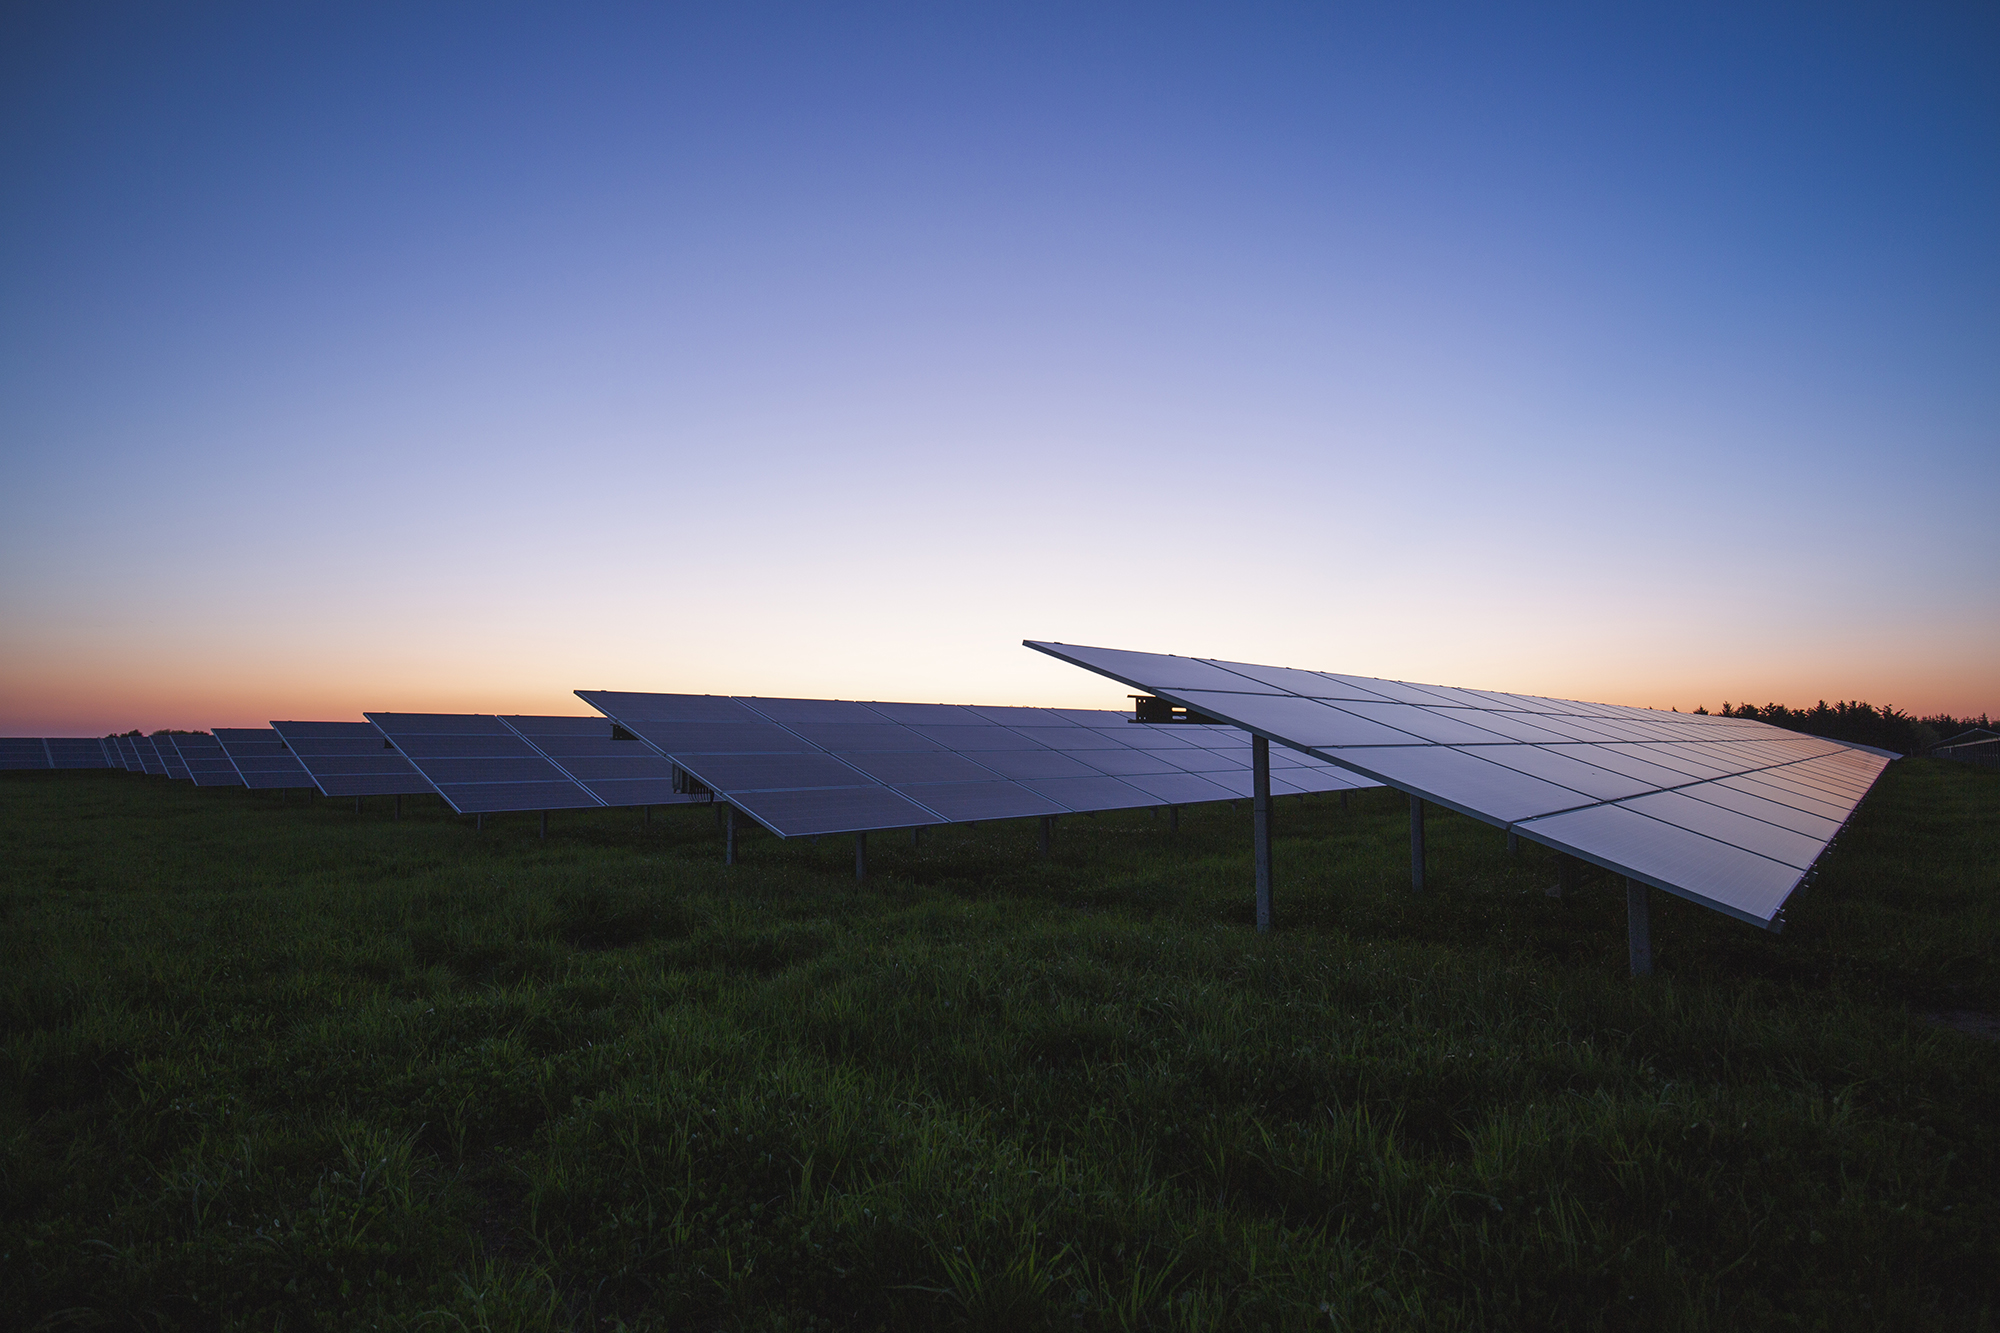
[3,2,1995,735]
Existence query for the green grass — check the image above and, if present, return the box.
[2,761,1995,1331]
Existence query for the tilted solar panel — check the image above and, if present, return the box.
[132,737,170,776]
[212,727,316,789]
[166,733,246,787]
[44,738,115,769]
[576,690,1377,839]
[154,737,193,781]
[1026,641,1893,929]
[365,713,602,814]
[0,738,52,770]
[269,721,437,798]
[498,715,709,810]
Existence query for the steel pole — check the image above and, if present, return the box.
[1627,878,1653,977]
[1409,794,1426,892]
[1253,735,1273,932]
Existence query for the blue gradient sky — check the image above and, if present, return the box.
[4,3,1994,734]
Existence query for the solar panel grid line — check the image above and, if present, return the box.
[1025,640,1892,930]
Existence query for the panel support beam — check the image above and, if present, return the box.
[1039,816,1053,857]
[1627,878,1653,977]
[1253,736,1273,932]
[724,804,737,865]
[1409,794,1426,892]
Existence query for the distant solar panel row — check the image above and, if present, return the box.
[269,721,435,798]
[212,728,316,789]
[1027,641,1893,929]
[0,738,120,769]
[361,713,703,814]
[577,692,1378,838]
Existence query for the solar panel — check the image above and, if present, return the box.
[1026,641,1893,930]
[43,738,115,769]
[576,691,1379,839]
[154,737,193,781]
[499,715,716,810]
[212,727,317,789]
[132,737,170,776]
[268,721,437,798]
[114,736,144,772]
[164,733,246,787]
[0,738,51,770]
[365,713,601,814]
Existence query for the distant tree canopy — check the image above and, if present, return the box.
[1709,700,1992,757]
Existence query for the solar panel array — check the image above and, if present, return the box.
[167,733,246,787]
[0,738,51,770]
[269,721,437,798]
[132,736,170,776]
[362,713,713,814]
[2,737,126,769]
[211,728,315,788]
[365,713,595,814]
[577,691,1378,839]
[1027,641,1891,928]
[500,715,701,809]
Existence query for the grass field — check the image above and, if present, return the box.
[3,760,1995,1331]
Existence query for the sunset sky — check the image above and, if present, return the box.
[3,3,1994,735]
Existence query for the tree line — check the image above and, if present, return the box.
[1694,699,1993,756]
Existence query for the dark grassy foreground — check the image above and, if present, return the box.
[3,762,1995,1332]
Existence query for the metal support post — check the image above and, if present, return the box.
[1409,794,1426,892]
[855,831,868,882]
[1340,791,1349,814]
[1551,854,1577,899]
[1507,828,1518,855]
[1627,878,1652,977]
[724,805,737,865]
[911,825,922,848]
[1039,816,1053,857]
[1253,736,1274,932]
[476,813,483,831]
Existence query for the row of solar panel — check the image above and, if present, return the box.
[1028,641,1897,929]
[7,695,1380,840]
[577,692,1376,837]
